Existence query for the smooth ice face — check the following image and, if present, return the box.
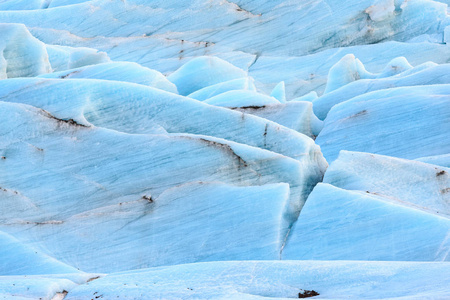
[8,183,289,273]
[324,151,450,217]
[38,62,178,93]
[64,260,450,299]
[0,230,80,276]
[168,56,248,95]
[316,85,450,162]
[314,62,450,120]
[269,81,286,103]
[0,23,51,79]
[283,183,450,261]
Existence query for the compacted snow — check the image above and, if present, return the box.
[0,0,449,299]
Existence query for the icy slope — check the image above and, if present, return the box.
[324,151,450,217]
[283,183,450,261]
[0,100,319,271]
[316,85,450,162]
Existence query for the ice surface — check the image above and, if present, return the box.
[0,0,46,10]
[0,0,446,98]
[324,151,450,217]
[316,85,450,162]
[283,183,450,261]
[0,275,85,300]
[416,153,450,168]
[65,260,450,299]
[0,230,80,276]
[204,90,280,107]
[0,0,449,298]
[291,91,318,102]
[6,183,290,273]
[0,100,324,272]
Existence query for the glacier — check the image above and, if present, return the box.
[0,0,449,299]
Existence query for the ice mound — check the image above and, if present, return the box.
[38,61,178,93]
[168,56,248,95]
[377,56,413,77]
[187,77,256,101]
[283,183,450,261]
[46,45,111,72]
[314,61,450,120]
[323,54,373,94]
[316,85,450,161]
[0,23,51,79]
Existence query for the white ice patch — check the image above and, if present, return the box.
[365,0,395,22]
